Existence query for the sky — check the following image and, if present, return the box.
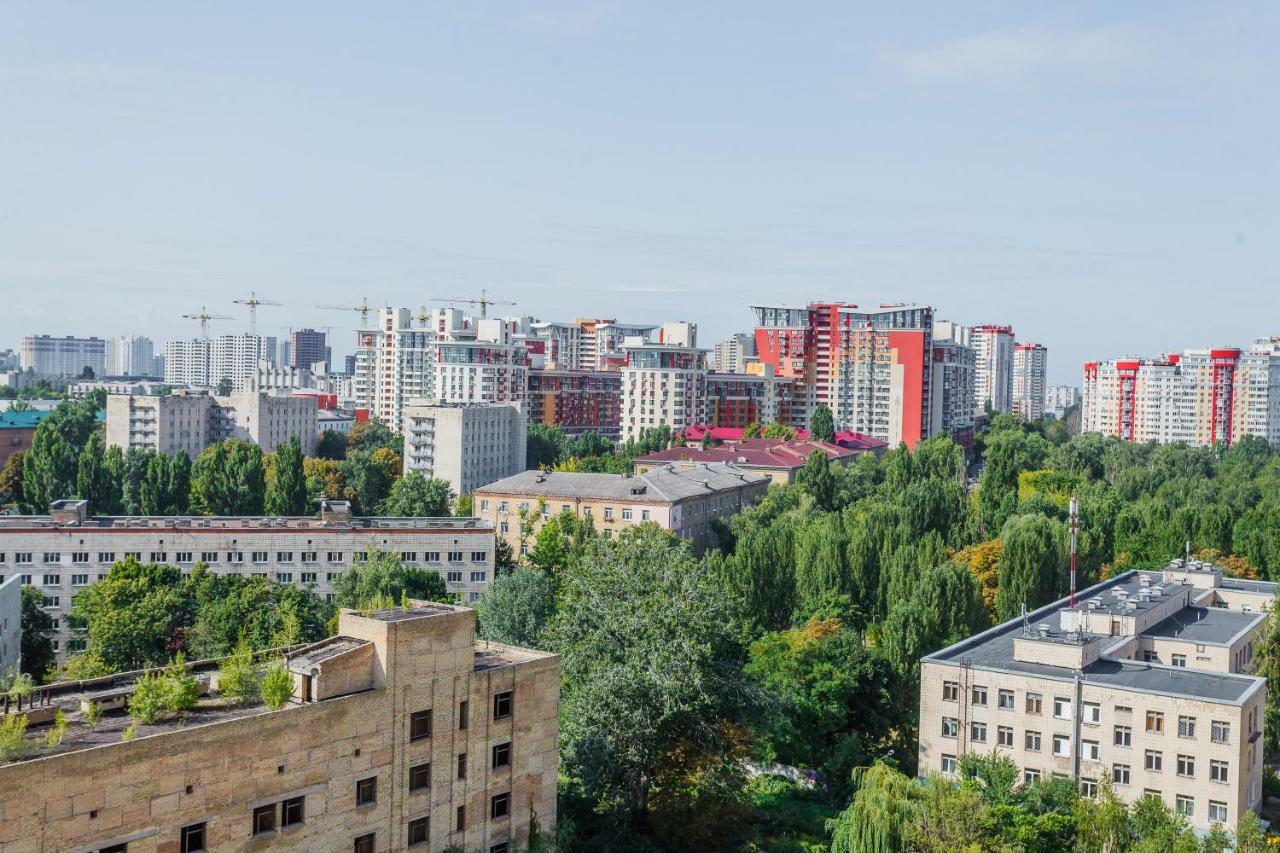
[1,2,1276,384]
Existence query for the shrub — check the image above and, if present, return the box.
[261,663,293,710]
[0,713,31,762]
[161,654,200,714]
[127,672,167,726]
[82,701,103,729]
[217,642,260,706]
[43,710,69,750]
[121,722,137,742]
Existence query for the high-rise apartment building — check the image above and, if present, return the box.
[20,335,106,378]
[706,364,798,430]
[751,302,935,448]
[1047,385,1082,420]
[106,390,318,456]
[403,401,528,496]
[918,559,1271,832]
[434,320,529,411]
[930,338,976,449]
[620,322,708,443]
[577,319,657,371]
[164,334,277,390]
[354,308,440,432]
[1082,340,1280,446]
[291,327,329,370]
[0,599,558,852]
[971,324,1015,415]
[105,335,157,377]
[711,333,757,373]
[1012,342,1049,421]
[527,369,623,438]
[529,321,582,370]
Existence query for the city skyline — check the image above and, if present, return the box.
[3,3,1276,384]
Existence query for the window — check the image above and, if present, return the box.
[942,716,958,738]
[1177,715,1196,739]
[71,574,89,586]
[1025,730,1041,752]
[971,722,987,743]
[604,507,614,520]
[409,762,431,792]
[301,572,316,584]
[181,823,207,853]
[42,574,60,586]
[470,551,486,562]
[282,796,305,827]
[354,834,375,853]
[1176,755,1194,778]
[490,740,513,769]
[1209,801,1228,824]
[448,551,463,563]
[407,816,430,846]
[1082,740,1099,762]
[277,552,293,563]
[1211,720,1231,744]
[1142,649,1158,663]
[997,726,1014,747]
[276,573,293,583]
[228,552,243,563]
[356,777,377,806]
[425,551,440,562]
[1144,750,1162,772]
[457,752,467,780]
[1112,764,1130,785]
[1114,725,1131,747]
[327,551,343,562]
[410,709,432,740]
[1080,779,1098,798]
[1171,654,1186,667]
[1052,734,1070,757]
[253,804,276,835]
[447,571,463,583]
[1052,697,1071,720]
[470,571,486,583]
[1082,703,1100,725]
[456,805,466,832]
[622,508,633,520]
[941,754,958,775]
[43,553,60,564]
[494,690,513,719]
[971,685,987,706]
[302,552,317,563]
[149,552,167,564]
[1175,795,1193,818]
[72,552,89,564]
[175,552,193,564]
[1210,760,1229,783]
[1145,711,1164,733]
[942,681,959,702]
[1026,693,1042,715]
[200,551,216,563]
[491,791,511,819]
[1023,768,1041,784]
[997,689,1014,710]
[14,553,31,564]
[641,509,650,521]
[459,700,469,730]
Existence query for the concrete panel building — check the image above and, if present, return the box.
[918,559,1272,832]
[106,391,318,457]
[20,335,106,379]
[1013,342,1049,422]
[620,324,709,444]
[0,601,558,852]
[711,333,757,373]
[403,401,528,496]
[972,324,1015,415]
[0,574,20,679]
[105,335,159,378]
[0,500,498,661]
[474,462,767,556]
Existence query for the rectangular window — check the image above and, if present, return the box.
[327,552,343,562]
[997,726,1013,747]
[277,552,293,563]
[997,689,1014,710]
[1083,740,1099,762]
[42,574,60,586]
[356,777,377,806]
[200,552,216,563]
[1052,734,1070,757]
[302,552,317,563]
[1082,703,1100,725]
[457,752,467,780]
[301,572,317,584]
[1145,750,1162,772]
[941,753,958,775]
[1080,779,1098,799]
[971,685,987,706]
[253,804,276,835]
[276,573,293,583]
[181,822,207,853]
[1209,801,1228,824]
[43,553,60,564]
[470,551,486,562]
[149,552,166,564]
[971,722,987,743]
[281,796,305,827]
[1176,755,1195,778]
[1052,697,1071,720]
[228,552,243,563]
[1210,760,1229,783]
[1145,711,1164,733]
[355,834,376,853]
[71,574,89,586]
[456,805,466,832]
[470,571,486,583]
[1211,720,1231,744]
[175,552,192,564]
[942,681,958,702]
[425,551,440,562]
[622,508,633,520]
[1112,764,1130,785]
[494,690,513,719]
[1023,768,1040,784]
[447,571,463,583]
[448,551,463,563]
[491,792,511,819]
[1171,654,1186,667]
[1025,730,1041,752]
[1177,716,1196,739]
[1175,795,1193,818]
[407,816,429,846]
[409,762,431,792]
[1026,693,1042,715]
[72,552,89,564]
[641,509,650,520]
[942,716,958,738]
[14,553,31,564]
[1114,725,1131,747]
[493,741,512,769]
[410,709,432,741]
[98,552,116,563]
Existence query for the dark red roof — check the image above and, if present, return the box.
[637,437,864,469]
[682,425,811,442]
[831,430,890,451]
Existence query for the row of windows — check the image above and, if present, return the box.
[486,499,651,523]
[943,683,1234,743]
[409,691,514,741]
[1,550,489,566]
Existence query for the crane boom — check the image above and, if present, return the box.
[432,288,515,319]
[181,307,233,340]
[233,291,282,335]
[317,297,373,326]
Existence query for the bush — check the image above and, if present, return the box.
[43,710,69,750]
[162,654,200,714]
[217,642,260,706]
[82,701,103,729]
[261,663,293,710]
[127,672,167,725]
[0,713,31,762]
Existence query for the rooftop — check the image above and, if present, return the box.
[640,437,861,470]
[475,462,766,502]
[1144,607,1264,646]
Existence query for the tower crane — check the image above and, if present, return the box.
[317,297,373,327]
[182,307,233,340]
[233,291,281,334]
[432,288,515,319]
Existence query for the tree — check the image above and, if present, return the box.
[315,429,347,460]
[527,423,568,469]
[79,365,95,379]
[266,436,308,515]
[829,763,921,853]
[809,403,835,443]
[994,513,1063,620]
[330,549,448,610]
[68,558,193,671]
[190,440,266,516]
[379,471,453,517]
[796,451,835,511]
[217,641,260,705]
[261,662,293,709]
[138,451,170,515]
[549,526,753,835]
[340,447,400,515]
[880,562,987,681]
[20,422,77,512]
[19,586,55,681]
[475,568,555,647]
[0,450,24,507]
[526,510,595,575]
[75,433,121,514]
[215,377,233,395]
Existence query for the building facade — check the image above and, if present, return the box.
[918,560,1272,832]
[634,438,863,486]
[620,323,709,443]
[403,402,528,496]
[0,500,498,661]
[474,463,767,555]
[930,338,976,449]
[290,328,329,371]
[526,369,622,439]
[711,333,757,373]
[705,366,798,430]
[0,574,19,679]
[577,319,656,371]
[106,391,318,457]
[105,336,159,378]
[0,601,558,853]
[20,335,106,378]
[1047,385,1082,420]
[971,324,1015,415]
[1013,342,1049,422]
[165,335,278,391]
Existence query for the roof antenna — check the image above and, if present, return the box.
[1185,540,1191,567]
[1021,602,1031,638]
[1069,495,1078,608]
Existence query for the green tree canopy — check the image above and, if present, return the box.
[379,470,454,517]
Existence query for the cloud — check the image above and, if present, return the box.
[881,26,1146,82]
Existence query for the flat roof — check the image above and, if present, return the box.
[474,463,766,503]
[0,514,491,532]
[1144,607,1264,646]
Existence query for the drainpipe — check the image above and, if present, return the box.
[1072,674,1083,784]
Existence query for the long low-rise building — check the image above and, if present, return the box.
[633,437,865,485]
[474,462,768,555]
[918,559,1273,832]
[0,500,497,661]
[0,601,558,852]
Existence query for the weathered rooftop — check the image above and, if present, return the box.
[1145,607,1265,646]
[475,462,766,503]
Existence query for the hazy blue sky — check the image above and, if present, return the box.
[2,2,1275,383]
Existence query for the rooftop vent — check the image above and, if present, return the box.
[1139,575,1151,586]
[1037,623,1051,638]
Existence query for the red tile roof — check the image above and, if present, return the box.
[636,437,866,470]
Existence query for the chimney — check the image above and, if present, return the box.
[49,499,88,526]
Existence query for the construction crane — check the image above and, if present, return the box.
[233,291,281,335]
[182,307,233,340]
[317,297,373,327]
[433,288,515,319]
[412,304,437,328]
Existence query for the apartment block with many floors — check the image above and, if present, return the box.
[21,335,106,378]
[0,500,498,662]
[105,335,159,378]
[1013,342,1049,421]
[971,324,1015,415]
[918,559,1272,832]
[705,364,798,431]
[930,337,976,450]
[711,333,757,373]
[403,401,528,496]
[0,600,558,853]
[620,323,709,443]
[106,390,318,457]
[526,368,622,439]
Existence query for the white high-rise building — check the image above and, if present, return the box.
[20,335,106,378]
[164,339,211,387]
[930,338,976,444]
[1012,342,1048,421]
[164,335,276,390]
[620,322,708,443]
[1046,385,1082,420]
[971,325,1015,415]
[105,335,157,377]
[402,401,527,496]
[712,333,757,373]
